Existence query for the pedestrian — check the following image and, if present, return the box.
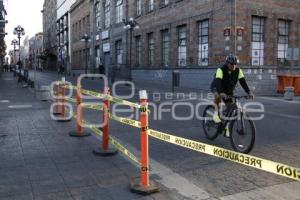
[99,63,104,75]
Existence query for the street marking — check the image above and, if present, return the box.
[0,100,10,103]
[151,159,213,200]
[265,111,300,120]
[219,181,300,200]
[8,105,33,109]
[3,78,13,81]
[259,97,300,105]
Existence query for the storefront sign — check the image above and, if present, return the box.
[102,30,109,40]
[103,43,110,52]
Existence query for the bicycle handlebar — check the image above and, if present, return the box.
[224,95,251,101]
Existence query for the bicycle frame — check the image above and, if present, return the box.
[220,97,245,132]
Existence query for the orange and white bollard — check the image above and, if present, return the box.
[93,87,117,156]
[69,83,91,137]
[130,90,159,195]
[52,81,61,115]
[61,77,65,118]
[57,77,71,122]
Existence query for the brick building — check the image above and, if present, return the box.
[70,0,91,71]
[42,0,57,70]
[88,0,300,94]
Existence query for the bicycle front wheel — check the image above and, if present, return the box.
[229,116,256,154]
[202,105,219,140]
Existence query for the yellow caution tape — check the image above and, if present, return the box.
[106,95,141,109]
[57,93,300,181]
[81,88,106,98]
[80,88,140,108]
[88,123,140,165]
[148,129,300,181]
[65,107,140,166]
[64,84,141,109]
[64,84,77,90]
[109,114,141,128]
[84,104,103,111]
[64,97,104,112]
[65,97,77,103]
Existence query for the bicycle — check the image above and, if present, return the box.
[202,95,256,154]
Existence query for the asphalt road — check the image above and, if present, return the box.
[28,70,300,198]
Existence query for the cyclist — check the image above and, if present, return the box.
[210,54,254,137]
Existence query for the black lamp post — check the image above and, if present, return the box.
[11,39,18,64]
[81,33,91,75]
[11,39,18,76]
[13,25,25,64]
[57,43,66,76]
[123,18,139,81]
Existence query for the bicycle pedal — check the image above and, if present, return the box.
[224,132,230,138]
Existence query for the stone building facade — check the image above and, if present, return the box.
[57,0,76,74]
[42,0,57,70]
[87,0,300,94]
[0,0,7,66]
[70,0,91,71]
[29,33,44,70]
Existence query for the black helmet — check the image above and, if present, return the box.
[226,54,239,65]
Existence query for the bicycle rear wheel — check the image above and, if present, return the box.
[202,105,219,140]
[229,115,255,154]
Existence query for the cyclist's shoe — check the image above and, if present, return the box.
[224,127,230,138]
[213,113,221,124]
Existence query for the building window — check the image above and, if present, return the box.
[95,46,100,69]
[116,40,123,64]
[251,16,265,66]
[74,23,77,41]
[198,19,209,66]
[278,20,289,62]
[148,33,155,65]
[136,0,142,16]
[79,20,81,37]
[104,0,111,29]
[178,26,187,66]
[148,0,154,12]
[83,17,86,29]
[161,30,169,66]
[72,24,75,42]
[161,0,169,6]
[136,36,142,65]
[95,2,101,29]
[116,0,123,24]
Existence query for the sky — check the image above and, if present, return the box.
[4,0,44,53]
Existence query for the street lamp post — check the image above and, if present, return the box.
[123,18,139,81]
[57,43,67,77]
[11,39,18,64]
[11,39,18,76]
[13,25,25,64]
[81,34,91,75]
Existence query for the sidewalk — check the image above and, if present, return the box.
[0,72,199,200]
